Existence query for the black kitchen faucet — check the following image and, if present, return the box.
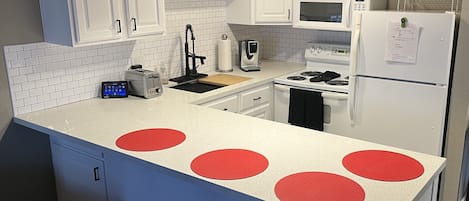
[185,24,206,77]
[170,24,207,83]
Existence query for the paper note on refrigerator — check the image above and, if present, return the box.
[385,22,421,64]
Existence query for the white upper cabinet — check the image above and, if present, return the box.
[39,0,166,47]
[125,0,166,38]
[227,0,292,25]
[255,0,292,23]
[73,0,123,44]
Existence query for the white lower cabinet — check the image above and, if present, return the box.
[199,83,273,120]
[240,103,272,119]
[239,84,271,111]
[200,95,239,113]
[50,138,107,201]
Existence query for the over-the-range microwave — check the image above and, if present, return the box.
[292,0,387,31]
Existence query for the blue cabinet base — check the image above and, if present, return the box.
[105,150,263,201]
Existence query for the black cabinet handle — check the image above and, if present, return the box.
[223,108,228,111]
[116,20,122,33]
[253,97,262,101]
[132,18,137,31]
[93,167,100,181]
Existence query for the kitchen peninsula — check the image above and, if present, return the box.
[14,61,445,201]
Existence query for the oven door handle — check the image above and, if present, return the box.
[276,85,347,100]
[322,92,348,100]
[344,0,352,29]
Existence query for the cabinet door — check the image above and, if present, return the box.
[125,0,166,38]
[72,0,122,44]
[105,151,261,201]
[239,84,272,111]
[240,103,273,120]
[255,0,292,23]
[200,95,239,113]
[51,143,107,201]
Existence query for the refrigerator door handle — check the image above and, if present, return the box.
[350,13,362,76]
[348,13,362,125]
[348,76,357,125]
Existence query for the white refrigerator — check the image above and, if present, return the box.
[347,11,456,201]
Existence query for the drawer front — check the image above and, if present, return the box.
[240,103,272,120]
[200,95,239,113]
[239,85,272,111]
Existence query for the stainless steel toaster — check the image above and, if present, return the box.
[125,69,163,99]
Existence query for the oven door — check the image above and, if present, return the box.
[274,84,350,134]
[293,0,352,31]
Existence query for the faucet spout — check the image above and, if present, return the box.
[185,24,195,40]
[184,24,206,77]
[168,24,207,83]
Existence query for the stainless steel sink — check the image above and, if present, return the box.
[170,80,224,93]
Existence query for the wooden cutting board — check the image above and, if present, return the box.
[198,74,251,86]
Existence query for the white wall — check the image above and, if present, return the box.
[3,0,349,116]
[0,0,57,200]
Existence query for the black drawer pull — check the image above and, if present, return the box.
[93,167,100,181]
[116,20,122,33]
[253,97,262,101]
[132,18,137,31]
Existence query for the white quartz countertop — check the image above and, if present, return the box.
[14,61,445,201]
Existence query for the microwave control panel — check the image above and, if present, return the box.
[354,0,368,11]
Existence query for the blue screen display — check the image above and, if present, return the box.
[102,81,128,98]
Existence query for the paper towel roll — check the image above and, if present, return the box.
[217,35,233,72]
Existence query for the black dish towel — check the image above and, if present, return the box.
[288,88,324,131]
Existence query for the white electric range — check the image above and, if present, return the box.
[273,43,351,134]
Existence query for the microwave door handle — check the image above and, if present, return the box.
[348,13,362,125]
[344,0,352,29]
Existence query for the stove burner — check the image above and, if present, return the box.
[300,71,322,77]
[326,80,349,86]
[309,77,322,82]
[287,76,307,81]
[309,71,341,83]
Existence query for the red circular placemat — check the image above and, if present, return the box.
[343,150,424,181]
[191,149,269,180]
[275,172,365,201]
[116,128,186,151]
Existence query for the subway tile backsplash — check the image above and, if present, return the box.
[4,0,350,115]
[4,42,134,115]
